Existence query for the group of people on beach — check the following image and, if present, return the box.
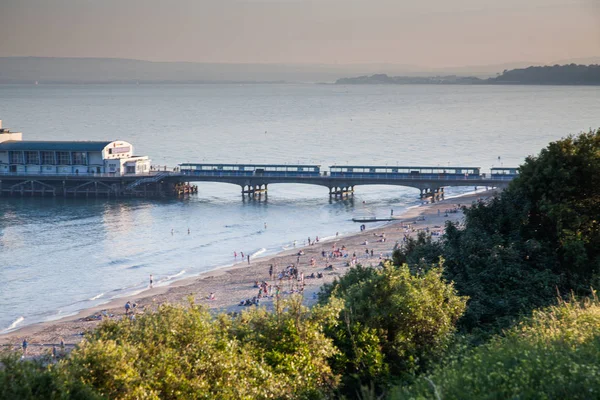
[124,301,140,320]
[234,251,252,264]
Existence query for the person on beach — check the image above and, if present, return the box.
[241,251,244,259]
[52,345,57,358]
[149,274,153,288]
[60,338,65,352]
[264,222,267,229]
[247,254,250,264]
[22,339,28,356]
[125,301,131,315]
[269,265,273,279]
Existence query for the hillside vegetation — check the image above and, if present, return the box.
[394,296,600,399]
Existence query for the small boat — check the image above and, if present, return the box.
[352,217,394,223]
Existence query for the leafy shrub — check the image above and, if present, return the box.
[62,298,341,399]
[394,295,600,399]
[320,262,466,395]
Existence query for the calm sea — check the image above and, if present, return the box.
[0,84,598,332]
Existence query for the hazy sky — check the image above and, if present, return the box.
[1,0,598,66]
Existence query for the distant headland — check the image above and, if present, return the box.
[335,64,600,85]
[1,57,600,85]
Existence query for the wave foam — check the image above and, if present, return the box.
[250,248,266,259]
[1,316,24,333]
[159,270,186,283]
[89,292,105,301]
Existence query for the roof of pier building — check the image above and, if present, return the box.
[0,140,114,152]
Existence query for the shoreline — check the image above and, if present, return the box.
[0,189,497,355]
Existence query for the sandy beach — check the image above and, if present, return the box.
[0,189,496,357]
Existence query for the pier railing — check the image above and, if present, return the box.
[179,170,515,181]
[0,171,177,179]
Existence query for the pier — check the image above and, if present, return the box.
[175,163,516,201]
[0,121,518,201]
[0,163,517,200]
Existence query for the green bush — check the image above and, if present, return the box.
[320,262,467,395]
[0,298,342,400]
[63,297,341,399]
[394,295,600,399]
[0,352,100,400]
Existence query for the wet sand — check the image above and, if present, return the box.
[0,189,496,357]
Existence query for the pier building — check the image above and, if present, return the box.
[0,121,150,175]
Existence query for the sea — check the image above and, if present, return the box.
[0,83,598,333]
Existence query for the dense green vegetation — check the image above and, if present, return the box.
[394,296,600,399]
[318,263,466,396]
[2,129,600,399]
[1,297,343,399]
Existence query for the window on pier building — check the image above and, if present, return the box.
[56,151,71,165]
[41,151,55,165]
[72,152,88,165]
[25,151,40,164]
[9,151,24,164]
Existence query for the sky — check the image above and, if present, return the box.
[0,0,598,67]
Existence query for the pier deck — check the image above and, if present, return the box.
[0,164,515,200]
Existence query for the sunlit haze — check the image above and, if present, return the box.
[0,0,598,67]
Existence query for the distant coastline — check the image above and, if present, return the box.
[335,64,600,85]
[1,57,599,85]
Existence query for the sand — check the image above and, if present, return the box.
[0,189,496,357]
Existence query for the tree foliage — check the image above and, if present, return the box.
[319,262,467,395]
[394,295,600,399]
[1,298,342,400]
